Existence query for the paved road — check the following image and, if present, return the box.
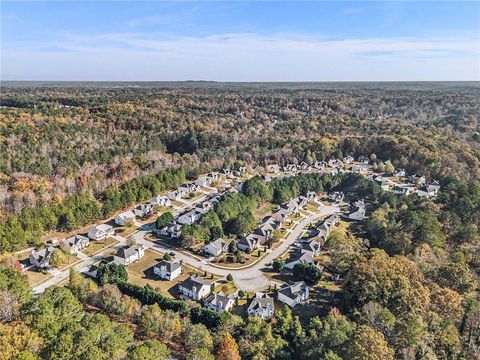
[32,181,339,294]
[134,204,340,291]
[31,188,217,295]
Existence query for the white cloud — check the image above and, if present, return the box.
[2,32,479,81]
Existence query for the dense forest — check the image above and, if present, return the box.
[1,83,479,216]
[0,83,479,359]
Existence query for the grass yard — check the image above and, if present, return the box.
[57,254,80,270]
[214,280,237,296]
[171,200,184,207]
[307,203,320,212]
[83,237,118,256]
[127,249,219,298]
[25,269,52,287]
[115,225,138,237]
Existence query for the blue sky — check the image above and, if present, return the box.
[2,1,479,81]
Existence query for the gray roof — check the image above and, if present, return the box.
[180,275,211,291]
[278,281,308,300]
[114,244,143,259]
[63,234,89,248]
[155,260,180,273]
[286,251,314,265]
[248,294,274,311]
[31,247,54,262]
[204,292,234,307]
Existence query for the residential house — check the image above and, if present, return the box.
[306,191,319,203]
[314,160,327,170]
[167,189,184,201]
[267,164,280,173]
[343,155,354,164]
[113,245,145,266]
[195,176,213,187]
[179,183,200,194]
[134,203,154,218]
[203,292,235,312]
[150,195,171,207]
[153,260,182,281]
[208,171,219,180]
[60,234,89,254]
[284,164,297,173]
[177,210,202,225]
[115,210,136,226]
[393,168,406,177]
[300,239,321,256]
[285,251,317,270]
[29,247,54,268]
[222,169,234,178]
[351,164,369,174]
[347,206,366,221]
[408,174,427,186]
[195,200,213,214]
[298,162,311,171]
[327,191,344,203]
[393,185,413,196]
[357,155,369,164]
[272,208,289,224]
[88,224,114,240]
[237,166,247,175]
[203,238,228,257]
[156,223,182,239]
[247,294,275,319]
[417,181,441,199]
[237,234,262,253]
[277,281,309,307]
[178,275,212,300]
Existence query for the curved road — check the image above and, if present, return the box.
[133,204,340,291]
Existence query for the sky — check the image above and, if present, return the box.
[1,1,479,81]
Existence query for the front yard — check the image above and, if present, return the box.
[83,237,118,256]
[25,269,52,287]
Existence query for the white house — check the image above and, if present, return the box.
[178,276,212,300]
[195,176,213,187]
[306,191,319,203]
[156,223,182,239]
[267,164,280,173]
[150,195,171,207]
[60,234,89,254]
[29,247,54,268]
[195,200,213,214]
[153,260,182,281]
[203,292,235,312]
[247,293,275,319]
[284,164,297,173]
[88,224,114,240]
[134,203,154,218]
[277,281,309,307]
[393,168,406,177]
[114,210,136,226]
[179,183,200,194]
[327,192,344,203]
[285,251,316,270]
[113,245,145,266]
[203,238,228,257]
[177,210,202,225]
[237,234,262,253]
[417,181,440,199]
[393,185,413,197]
